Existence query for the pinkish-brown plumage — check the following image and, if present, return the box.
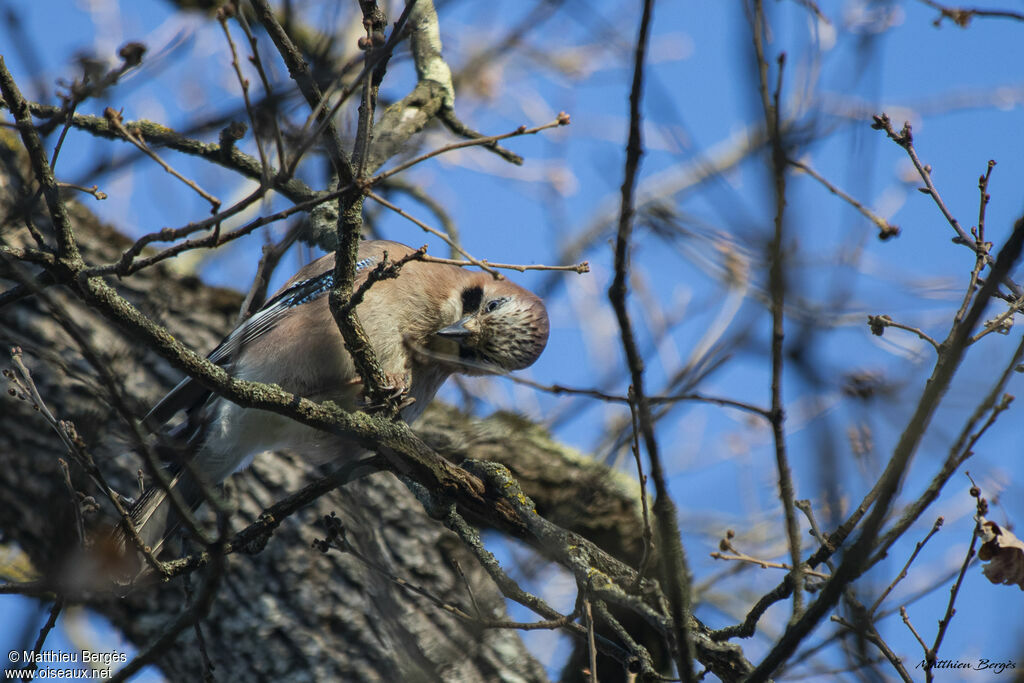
[122,240,548,557]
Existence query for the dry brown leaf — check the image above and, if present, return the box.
[977,517,1024,590]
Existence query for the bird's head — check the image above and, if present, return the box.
[435,277,549,374]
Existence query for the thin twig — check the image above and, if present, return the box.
[710,552,830,580]
[954,161,996,324]
[104,108,221,212]
[872,115,970,245]
[250,0,355,184]
[56,182,106,201]
[872,113,1022,298]
[925,514,980,680]
[745,217,1024,681]
[217,5,269,184]
[363,189,502,278]
[105,547,226,683]
[752,1,804,618]
[869,517,943,615]
[21,597,64,680]
[441,506,635,668]
[607,0,694,678]
[592,601,659,679]
[58,458,85,545]
[969,295,1024,343]
[0,582,54,597]
[383,178,462,257]
[916,0,1024,27]
[4,346,166,576]
[181,569,216,679]
[81,185,351,279]
[237,220,305,322]
[314,512,575,631]
[830,614,913,683]
[22,101,315,203]
[790,159,899,239]
[899,606,929,655]
[867,338,1021,567]
[283,0,419,179]
[48,102,78,172]
[419,254,588,273]
[977,161,995,239]
[370,115,570,186]
[867,314,941,351]
[84,187,265,278]
[794,500,835,571]
[0,56,81,262]
[627,388,653,582]
[437,109,525,165]
[508,375,773,418]
[336,246,428,318]
[232,4,287,168]
[449,558,481,619]
[584,598,598,683]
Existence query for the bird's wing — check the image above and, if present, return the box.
[144,253,379,431]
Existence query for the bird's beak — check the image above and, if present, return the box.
[436,317,472,340]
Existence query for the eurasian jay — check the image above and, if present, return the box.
[121,240,549,558]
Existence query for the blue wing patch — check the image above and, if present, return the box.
[207,255,377,365]
[144,254,379,430]
[280,272,334,308]
[266,256,377,310]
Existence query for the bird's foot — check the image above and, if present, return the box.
[357,372,415,415]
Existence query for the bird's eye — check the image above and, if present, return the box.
[485,298,506,313]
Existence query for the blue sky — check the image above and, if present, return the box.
[4,0,1024,679]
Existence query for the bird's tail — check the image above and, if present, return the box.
[110,465,206,576]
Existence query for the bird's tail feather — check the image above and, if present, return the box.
[111,466,207,575]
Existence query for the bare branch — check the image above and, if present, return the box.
[104,107,222,211]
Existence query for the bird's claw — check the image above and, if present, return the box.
[357,372,415,414]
